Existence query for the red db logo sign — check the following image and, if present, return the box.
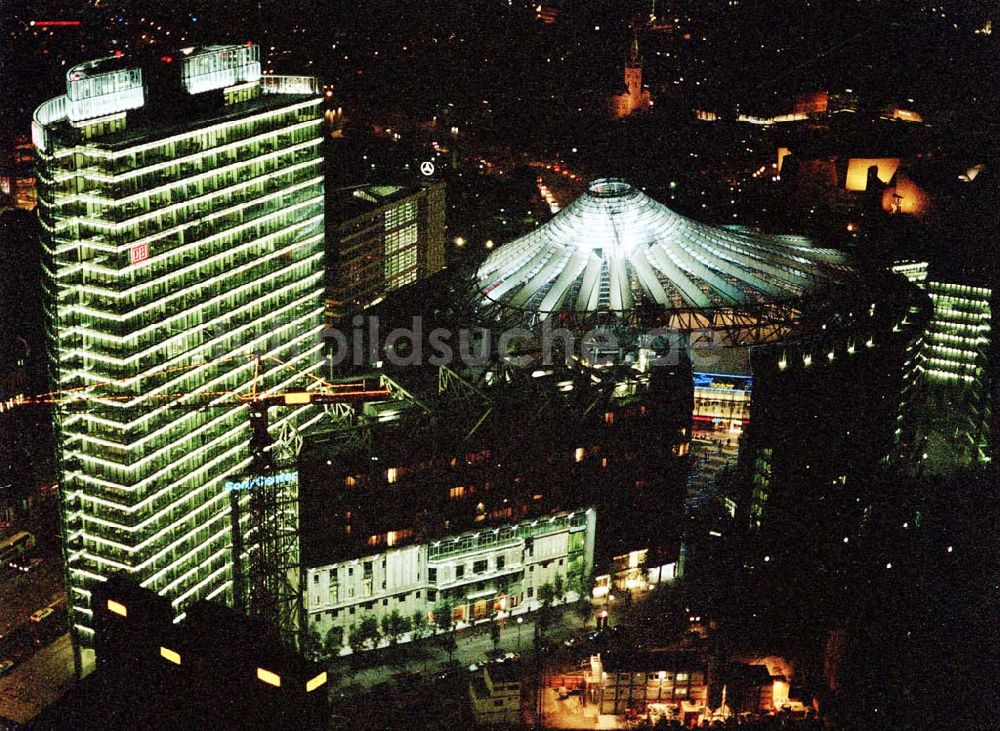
[129,243,149,265]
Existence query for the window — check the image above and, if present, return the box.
[312,574,319,584]
[349,607,355,615]
[384,223,419,290]
[455,565,465,579]
[382,599,388,607]
[527,587,534,598]
[449,486,466,499]
[496,556,505,570]
[416,591,421,599]
[428,590,437,602]
[428,568,437,583]
[473,559,488,574]
[676,673,689,682]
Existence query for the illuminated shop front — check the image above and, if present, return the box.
[692,372,751,432]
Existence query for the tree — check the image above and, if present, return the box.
[490,615,502,654]
[381,609,411,646]
[325,625,345,656]
[572,569,596,621]
[410,610,429,641]
[553,573,565,603]
[434,597,455,634]
[348,623,365,655]
[438,630,457,662]
[536,583,557,637]
[538,582,556,608]
[533,619,544,660]
[301,626,326,662]
[573,568,595,600]
[349,616,381,654]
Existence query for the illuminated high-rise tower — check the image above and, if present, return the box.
[33,44,327,649]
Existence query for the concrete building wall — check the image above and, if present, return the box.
[304,508,596,651]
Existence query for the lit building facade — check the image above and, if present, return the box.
[326,182,446,318]
[893,261,994,471]
[0,135,37,210]
[593,651,708,720]
[692,372,751,433]
[304,509,596,646]
[610,35,652,119]
[34,44,328,645]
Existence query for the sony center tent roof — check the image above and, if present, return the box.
[475,178,851,336]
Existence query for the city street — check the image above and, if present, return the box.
[328,603,591,693]
[0,633,78,725]
[0,552,64,640]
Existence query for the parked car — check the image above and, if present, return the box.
[435,661,464,680]
[0,659,14,675]
[29,607,53,623]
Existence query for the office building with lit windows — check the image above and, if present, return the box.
[34,44,328,647]
[893,261,994,472]
[304,508,596,647]
[325,182,445,319]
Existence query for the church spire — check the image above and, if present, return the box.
[629,28,641,65]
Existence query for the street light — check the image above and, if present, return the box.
[517,616,523,649]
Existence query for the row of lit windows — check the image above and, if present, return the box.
[72,251,323,361]
[66,219,323,329]
[383,200,417,230]
[47,152,320,243]
[56,204,322,322]
[427,511,590,561]
[60,321,323,521]
[47,100,319,175]
[64,320,324,484]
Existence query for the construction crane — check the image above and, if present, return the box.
[230,371,389,647]
[14,352,391,649]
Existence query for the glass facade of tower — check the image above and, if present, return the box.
[922,280,992,465]
[891,261,992,470]
[34,47,327,644]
